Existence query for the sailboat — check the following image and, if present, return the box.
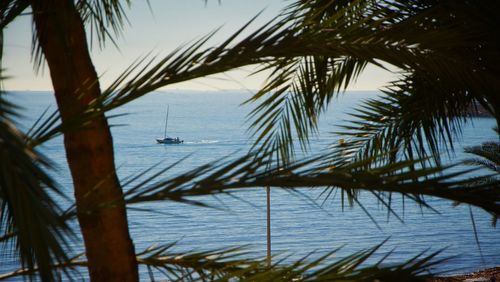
[156,106,183,144]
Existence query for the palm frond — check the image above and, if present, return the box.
[246,55,368,165]
[0,92,74,281]
[30,0,133,72]
[332,74,475,168]
[136,241,444,282]
[61,0,496,176]
[1,240,446,281]
[462,131,500,227]
[76,0,132,49]
[121,151,499,221]
[0,0,30,30]
[137,244,255,281]
[90,0,416,110]
[0,253,86,281]
[1,1,30,82]
[256,0,499,165]
[98,14,290,112]
[464,142,500,173]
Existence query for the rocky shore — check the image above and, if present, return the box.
[429,267,499,282]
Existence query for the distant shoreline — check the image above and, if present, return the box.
[429,266,499,281]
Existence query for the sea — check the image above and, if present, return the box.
[2,90,499,279]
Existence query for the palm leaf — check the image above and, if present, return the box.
[332,74,476,168]
[248,0,499,165]
[30,0,133,71]
[76,0,132,49]
[463,130,500,226]
[47,0,489,175]
[1,240,447,281]
[0,92,73,281]
[464,141,500,174]
[246,55,368,165]
[136,241,445,282]
[0,0,30,30]
[120,151,499,220]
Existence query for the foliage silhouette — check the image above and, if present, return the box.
[1,0,499,281]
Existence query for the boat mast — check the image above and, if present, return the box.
[164,105,169,138]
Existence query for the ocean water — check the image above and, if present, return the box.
[2,90,499,279]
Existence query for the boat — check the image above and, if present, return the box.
[156,106,183,144]
[156,136,183,144]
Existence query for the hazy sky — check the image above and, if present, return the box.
[3,0,397,91]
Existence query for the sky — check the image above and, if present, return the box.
[3,0,397,91]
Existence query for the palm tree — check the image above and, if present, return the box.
[245,0,500,164]
[464,128,500,209]
[3,1,139,280]
[465,129,500,177]
[0,0,499,281]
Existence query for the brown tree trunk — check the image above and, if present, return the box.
[30,1,138,281]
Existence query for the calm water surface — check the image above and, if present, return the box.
[3,90,499,278]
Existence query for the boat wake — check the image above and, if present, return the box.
[184,140,220,144]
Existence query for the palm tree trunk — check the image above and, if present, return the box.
[30,1,138,281]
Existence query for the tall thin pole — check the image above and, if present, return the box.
[266,185,271,266]
[164,105,169,138]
